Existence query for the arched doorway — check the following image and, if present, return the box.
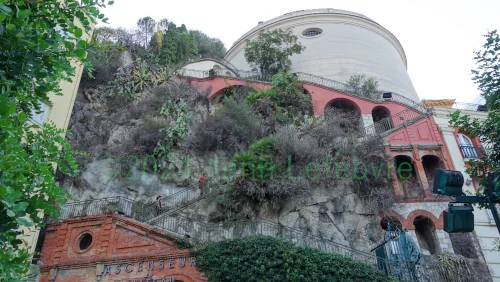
[413,215,440,255]
[372,106,392,133]
[422,155,445,188]
[324,99,363,134]
[394,155,424,199]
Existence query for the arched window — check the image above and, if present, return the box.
[225,71,232,77]
[457,134,478,158]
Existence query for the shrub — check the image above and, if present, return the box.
[246,89,276,105]
[187,97,263,153]
[195,235,396,282]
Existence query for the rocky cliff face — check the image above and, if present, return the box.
[61,80,388,252]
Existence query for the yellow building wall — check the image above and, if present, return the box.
[20,24,93,257]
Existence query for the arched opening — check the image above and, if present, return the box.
[422,155,445,188]
[372,106,392,133]
[225,71,232,77]
[324,99,363,134]
[212,85,255,104]
[394,155,424,199]
[213,64,222,74]
[380,216,403,231]
[457,133,479,158]
[413,215,440,255]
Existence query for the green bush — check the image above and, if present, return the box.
[187,96,264,153]
[195,236,396,282]
[246,89,276,105]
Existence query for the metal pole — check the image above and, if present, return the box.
[487,196,500,235]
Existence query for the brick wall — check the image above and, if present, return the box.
[38,214,207,282]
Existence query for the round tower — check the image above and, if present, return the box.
[225,9,420,102]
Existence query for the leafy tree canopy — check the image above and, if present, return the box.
[0,0,109,279]
[450,30,500,195]
[244,29,305,75]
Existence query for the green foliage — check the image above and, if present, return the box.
[154,99,191,158]
[472,30,500,110]
[0,0,109,279]
[449,30,500,201]
[190,30,226,59]
[347,74,380,100]
[234,137,276,179]
[108,59,173,98]
[159,22,198,64]
[244,29,305,75]
[188,96,264,153]
[248,71,313,127]
[195,236,395,282]
[246,89,276,105]
[175,238,194,250]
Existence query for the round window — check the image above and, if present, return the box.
[302,28,323,38]
[79,233,93,251]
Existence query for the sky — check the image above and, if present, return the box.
[100,0,500,103]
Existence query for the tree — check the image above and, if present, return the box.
[450,30,500,194]
[244,29,305,75]
[190,30,226,59]
[157,18,169,32]
[0,0,108,280]
[347,74,381,100]
[137,16,156,47]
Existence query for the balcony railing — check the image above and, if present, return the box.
[460,145,483,159]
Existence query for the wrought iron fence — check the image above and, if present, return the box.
[460,145,484,159]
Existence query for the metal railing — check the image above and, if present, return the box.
[294,72,427,113]
[364,108,428,135]
[56,195,458,280]
[59,197,137,219]
[149,215,382,267]
[198,54,239,73]
[460,145,484,159]
[141,188,201,222]
[177,67,488,116]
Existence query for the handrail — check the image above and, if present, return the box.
[364,108,428,135]
[198,54,239,73]
[294,72,426,113]
[177,67,487,115]
[149,213,383,267]
[141,188,201,221]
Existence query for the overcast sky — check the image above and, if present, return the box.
[101,0,500,103]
